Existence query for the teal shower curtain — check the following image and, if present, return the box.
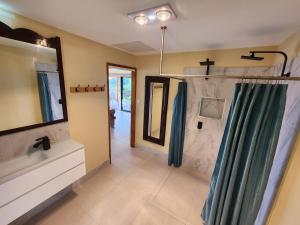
[168,82,187,167]
[37,72,53,123]
[201,83,287,225]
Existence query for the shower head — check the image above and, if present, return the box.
[241,52,264,61]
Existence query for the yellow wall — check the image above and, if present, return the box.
[135,46,277,151]
[0,9,136,172]
[266,31,300,225]
[267,132,300,225]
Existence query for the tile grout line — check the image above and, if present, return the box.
[150,167,173,202]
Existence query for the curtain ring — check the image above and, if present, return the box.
[249,77,253,86]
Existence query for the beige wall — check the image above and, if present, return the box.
[0,9,136,172]
[266,31,300,225]
[135,46,277,151]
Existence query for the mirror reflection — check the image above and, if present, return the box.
[148,82,163,138]
[0,37,63,132]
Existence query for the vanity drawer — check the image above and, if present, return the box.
[0,148,85,207]
[0,163,86,225]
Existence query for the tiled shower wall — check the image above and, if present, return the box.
[182,58,300,181]
[182,57,300,224]
[182,66,271,181]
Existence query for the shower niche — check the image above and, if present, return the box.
[199,97,225,120]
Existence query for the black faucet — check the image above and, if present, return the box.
[33,136,51,150]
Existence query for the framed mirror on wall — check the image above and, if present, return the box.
[143,76,170,146]
[0,21,67,136]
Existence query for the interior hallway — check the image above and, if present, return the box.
[22,110,209,225]
[111,110,131,148]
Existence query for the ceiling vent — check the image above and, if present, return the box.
[112,41,155,54]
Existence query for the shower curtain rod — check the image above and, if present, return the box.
[158,26,300,81]
[160,73,300,81]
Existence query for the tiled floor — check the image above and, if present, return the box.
[111,110,131,147]
[24,111,209,225]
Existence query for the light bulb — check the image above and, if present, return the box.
[134,15,148,25]
[156,9,172,21]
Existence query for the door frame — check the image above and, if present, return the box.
[106,63,137,163]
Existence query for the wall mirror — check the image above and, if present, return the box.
[0,21,67,136]
[143,76,170,146]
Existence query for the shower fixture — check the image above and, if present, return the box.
[128,3,177,25]
[241,51,290,77]
[158,27,300,81]
[241,52,264,61]
[199,58,215,80]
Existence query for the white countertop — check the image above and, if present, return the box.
[0,139,84,185]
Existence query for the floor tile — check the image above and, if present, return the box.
[22,111,208,225]
[132,203,186,225]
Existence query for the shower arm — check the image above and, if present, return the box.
[249,51,290,77]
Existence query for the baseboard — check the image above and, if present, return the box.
[72,160,110,187]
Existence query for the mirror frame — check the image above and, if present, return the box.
[143,76,170,146]
[0,21,68,136]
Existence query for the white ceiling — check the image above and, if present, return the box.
[1,0,300,55]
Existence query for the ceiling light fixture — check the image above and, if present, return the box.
[128,3,176,25]
[156,9,172,21]
[148,15,156,21]
[134,15,148,25]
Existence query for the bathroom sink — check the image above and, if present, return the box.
[0,151,49,182]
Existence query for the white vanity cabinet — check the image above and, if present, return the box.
[0,139,86,225]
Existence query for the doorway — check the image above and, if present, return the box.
[107,63,136,163]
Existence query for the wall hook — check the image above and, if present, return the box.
[76,85,80,92]
[94,85,98,91]
[70,84,106,93]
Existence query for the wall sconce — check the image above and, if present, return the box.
[36,38,47,47]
